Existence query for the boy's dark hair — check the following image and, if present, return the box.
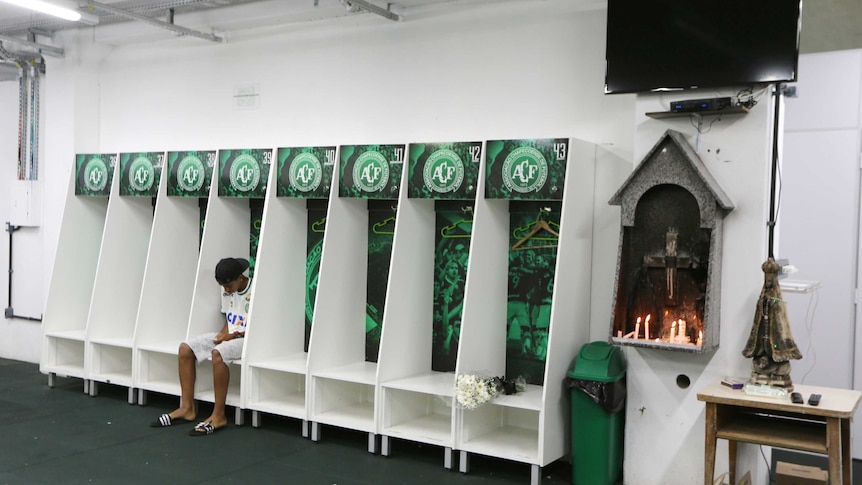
[215,258,249,285]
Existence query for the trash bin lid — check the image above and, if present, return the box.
[567,341,626,382]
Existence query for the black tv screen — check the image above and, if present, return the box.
[604,0,802,94]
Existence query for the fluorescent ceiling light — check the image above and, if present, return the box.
[0,0,94,23]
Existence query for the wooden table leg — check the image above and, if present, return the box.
[704,403,717,485]
[841,418,851,485]
[827,417,843,484]
[728,440,737,485]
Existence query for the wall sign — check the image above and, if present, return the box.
[218,148,272,198]
[407,141,481,200]
[277,146,336,199]
[485,138,568,200]
[75,153,116,197]
[167,150,215,197]
[339,144,404,199]
[119,152,164,197]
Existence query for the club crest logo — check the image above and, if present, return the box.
[502,147,548,193]
[352,151,390,193]
[177,155,206,193]
[230,154,261,192]
[84,157,109,192]
[423,149,465,194]
[289,152,323,193]
[128,156,156,193]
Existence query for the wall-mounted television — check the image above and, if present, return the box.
[604,0,802,94]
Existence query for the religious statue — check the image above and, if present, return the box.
[742,258,802,390]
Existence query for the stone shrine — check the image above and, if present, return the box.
[608,130,734,353]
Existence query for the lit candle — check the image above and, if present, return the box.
[670,320,677,340]
[645,314,651,340]
[697,330,703,346]
[635,316,641,339]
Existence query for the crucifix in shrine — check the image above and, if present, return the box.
[644,228,691,306]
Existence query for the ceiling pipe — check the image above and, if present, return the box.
[343,0,400,21]
[0,33,62,56]
[85,0,223,43]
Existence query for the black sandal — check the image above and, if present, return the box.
[150,414,191,428]
[188,421,222,436]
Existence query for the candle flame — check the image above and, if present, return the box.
[645,314,651,323]
[636,316,642,324]
[672,321,677,327]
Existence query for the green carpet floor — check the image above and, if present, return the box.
[0,358,573,484]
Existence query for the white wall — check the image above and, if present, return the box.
[91,5,633,152]
[0,75,44,363]
[622,91,775,484]
[782,49,862,390]
[0,81,12,307]
[782,49,862,457]
[0,81,14,336]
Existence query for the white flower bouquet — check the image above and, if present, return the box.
[455,374,503,410]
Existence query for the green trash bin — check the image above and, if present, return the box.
[568,341,626,485]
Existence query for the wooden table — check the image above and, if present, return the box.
[697,382,861,485]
